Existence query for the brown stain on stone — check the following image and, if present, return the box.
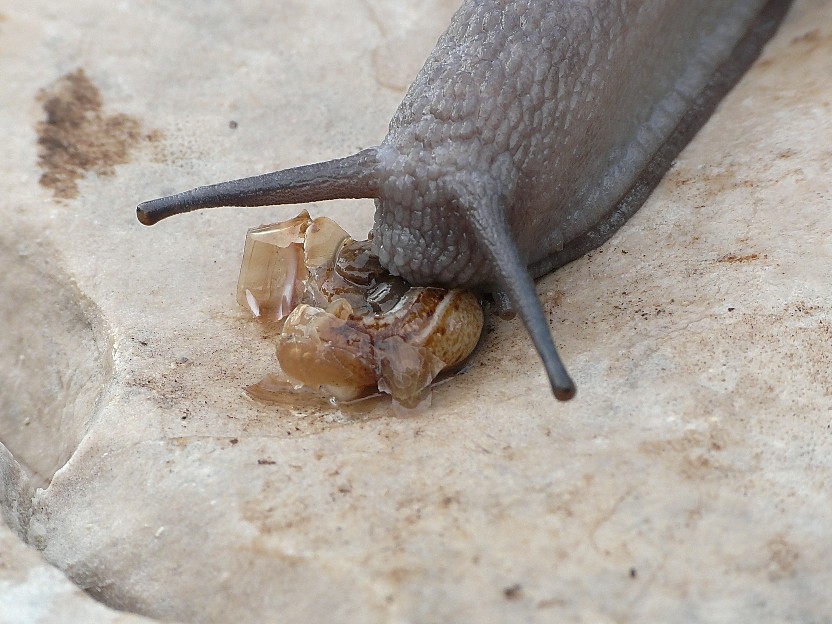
[790,28,823,48]
[36,68,160,199]
[766,535,799,581]
[717,252,761,264]
[638,427,734,482]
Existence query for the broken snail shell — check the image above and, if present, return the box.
[238,211,484,407]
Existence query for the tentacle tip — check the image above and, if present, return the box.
[136,204,156,226]
[553,382,576,402]
[136,198,170,226]
[542,353,576,401]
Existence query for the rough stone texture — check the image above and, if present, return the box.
[1,1,830,623]
[0,448,157,624]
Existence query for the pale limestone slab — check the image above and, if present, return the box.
[1,1,831,623]
[0,446,160,624]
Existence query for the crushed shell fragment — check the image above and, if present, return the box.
[237,211,484,406]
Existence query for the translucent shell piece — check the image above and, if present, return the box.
[237,212,484,407]
[236,210,349,320]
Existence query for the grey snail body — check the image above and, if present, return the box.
[138,0,793,401]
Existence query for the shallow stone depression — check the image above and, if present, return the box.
[0,238,111,525]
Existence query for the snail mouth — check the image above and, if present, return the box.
[235,211,484,408]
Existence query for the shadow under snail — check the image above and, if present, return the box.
[137,0,793,401]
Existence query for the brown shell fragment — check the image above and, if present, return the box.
[277,304,377,401]
[375,336,445,407]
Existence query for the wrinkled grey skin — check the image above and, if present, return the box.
[138,0,792,401]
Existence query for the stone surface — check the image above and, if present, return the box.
[1,1,831,623]
[0,447,158,624]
